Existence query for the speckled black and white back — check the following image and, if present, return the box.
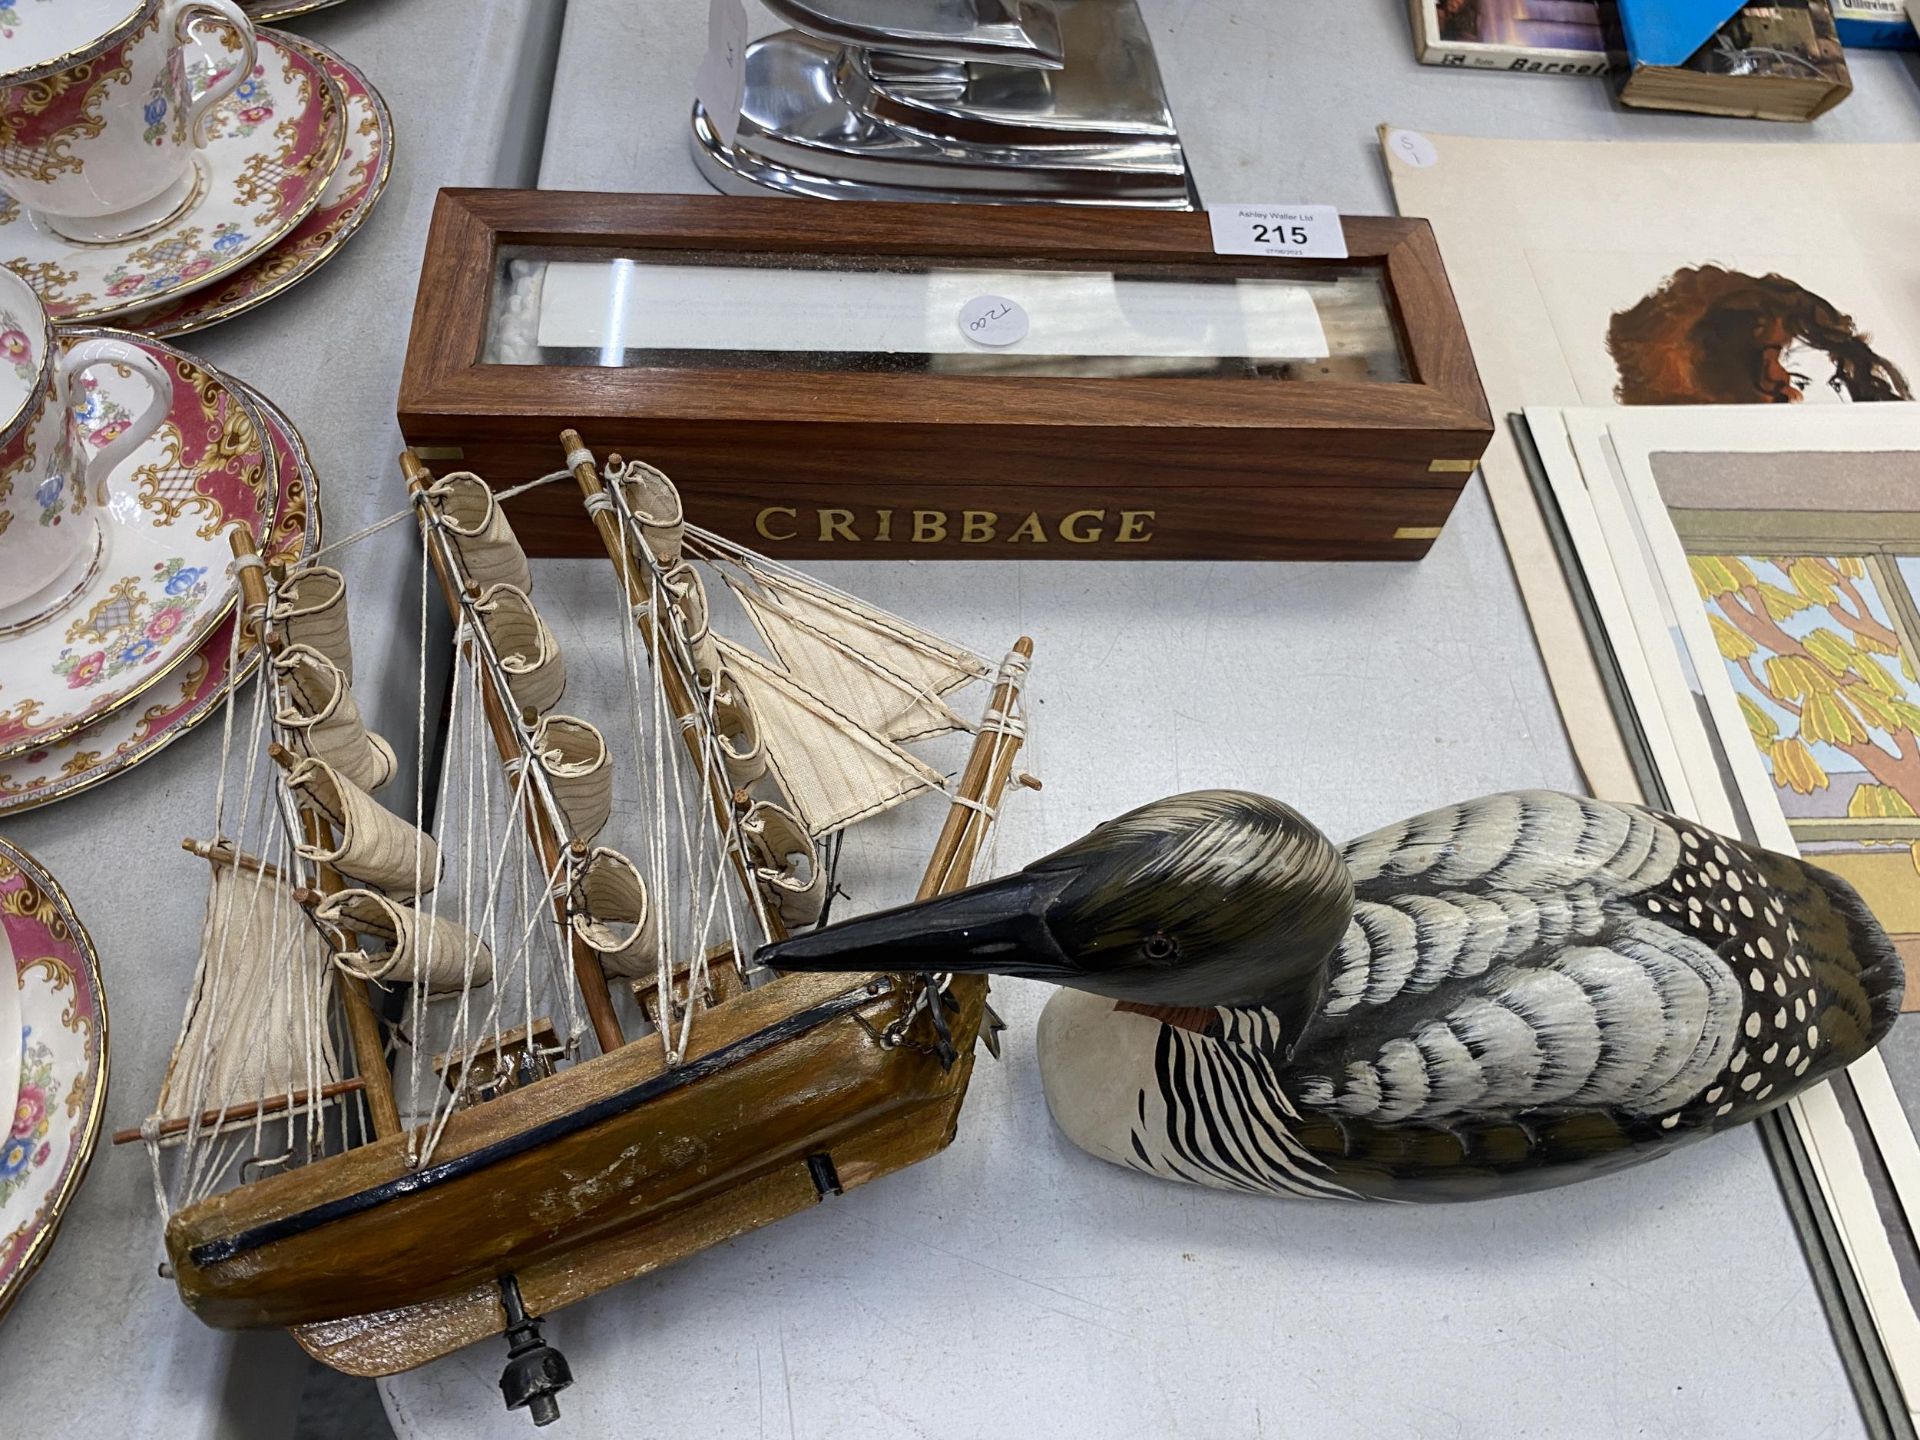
[1036,791,1902,1201]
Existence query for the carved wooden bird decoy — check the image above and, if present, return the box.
[762,790,1904,1201]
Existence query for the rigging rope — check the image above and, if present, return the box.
[153,444,1037,1211]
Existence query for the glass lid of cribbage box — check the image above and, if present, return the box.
[486,248,1408,383]
[401,192,1492,561]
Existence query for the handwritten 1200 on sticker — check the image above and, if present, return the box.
[958,294,1030,347]
[1208,204,1348,259]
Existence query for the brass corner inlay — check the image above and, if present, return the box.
[1428,458,1480,474]
[1394,526,1444,541]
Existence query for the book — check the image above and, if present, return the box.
[1831,0,1917,46]
[1407,0,1615,73]
[1617,0,1853,120]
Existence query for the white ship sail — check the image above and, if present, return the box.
[274,564,354,679]
[726,561,988,701]
[156,861,341,1129]
[287,757,439,899]
[528,714,613,843]
[473,583,566,717]
[569,847,660,977]
[726,574,972,743]
[428,472,534,592]
[274,644,397,792]
[712,636,948,837]
[318,889,495,993]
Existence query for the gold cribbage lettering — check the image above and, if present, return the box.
[753,506,1158,546]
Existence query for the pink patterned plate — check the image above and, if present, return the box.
[0,836,107,1322]
[124,37,393,339]
[0,330,276,762]
[0,29,346,324]
[0,374,317,815]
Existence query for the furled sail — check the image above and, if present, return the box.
[157,864,340,1123]
[316,889,495,993]
[740,801,828,929]
[712,637,947,838]
[727,577,970,744]
[288,757,440,900]
[657,561,720,690]
[728,563,988,702]
[273,644,397,793]
[529,714,613,844]
[474,583,566,717]
[428,473,532,593]
[707,667,769,790]
[274,565,354,681]
[612,459,685,566]
[568,848,659,978]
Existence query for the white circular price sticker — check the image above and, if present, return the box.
[959,294,1029,347]
[1387,129,1438,168]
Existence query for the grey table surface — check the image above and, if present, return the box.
[385,2,1918,1439]
[2,0,1917,1436]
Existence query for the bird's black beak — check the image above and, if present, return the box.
[756,868,1080,980]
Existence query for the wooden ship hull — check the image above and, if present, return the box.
[166,970,987,1373]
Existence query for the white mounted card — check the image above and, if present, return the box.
[536,260,1330,361]
[1208,204,1348,260]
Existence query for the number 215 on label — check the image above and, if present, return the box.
[1208,204,1347,259]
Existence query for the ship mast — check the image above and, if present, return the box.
[402,450,626,1054]
[562,431,788,947]
[233,527,403,1138]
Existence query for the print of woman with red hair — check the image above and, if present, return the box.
[1607,265,1911,405]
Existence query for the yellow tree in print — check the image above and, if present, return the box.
[1694,555,1920,817]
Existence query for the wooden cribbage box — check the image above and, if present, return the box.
[400,189,1492,560]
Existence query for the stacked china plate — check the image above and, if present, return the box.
[0,835,106,1321]
[0,0,361,816]
[0,0,393,337]
[0,265,323,816]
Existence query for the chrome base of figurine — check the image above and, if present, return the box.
[690,0,1195,210]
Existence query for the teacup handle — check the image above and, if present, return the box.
[60,339,174,493]
[172,0,260,150]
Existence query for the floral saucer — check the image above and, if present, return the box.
[0,375,317,816]
[123,38,392,339]
[0,28,347,324]
[0,836,107,1323]
[0,331,275,761]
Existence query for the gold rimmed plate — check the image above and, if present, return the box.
[0,28,347,324]
[0,374,318,815]
[123,37,393,338]
[0,330,277,762]
[0,836,108,1323]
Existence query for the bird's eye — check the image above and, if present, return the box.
[1143,933,1179,964]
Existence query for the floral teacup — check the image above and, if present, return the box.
[0,0,258,243]
[0,264,170,630]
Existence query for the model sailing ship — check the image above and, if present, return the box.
[124,434,1035,1423]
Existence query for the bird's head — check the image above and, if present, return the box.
[758,790,1355,1013]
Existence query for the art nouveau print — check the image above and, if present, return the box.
[1525,401,1920,1413]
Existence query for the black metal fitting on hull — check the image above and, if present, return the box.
[497,1273,572,1426]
